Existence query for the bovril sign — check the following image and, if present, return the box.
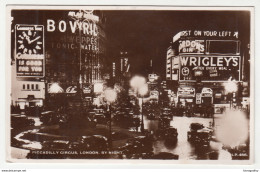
[46,11,99,36]
[46,11,100,52]
[47,19,98,36]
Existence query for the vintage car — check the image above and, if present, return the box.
[164,127,178,144]
[39,111,60,125]
[119,136,153,157]
[147,112,156,120]
[187,123,213,147]
[156,127,178,145]
[11,114,35,129]
[158,116,171,129]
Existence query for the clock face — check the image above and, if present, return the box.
[16,25,44,55]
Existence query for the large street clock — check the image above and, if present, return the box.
[15,25,44,56]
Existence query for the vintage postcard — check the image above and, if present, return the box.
[6,6,254,164]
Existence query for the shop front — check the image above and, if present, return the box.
[201,87,213,105]
[16,95,43,109]
[177,87,195,106]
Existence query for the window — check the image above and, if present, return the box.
[23,84,25,90]
[31,84,34,90]
[27,84,30,90]
[36,84,39,90]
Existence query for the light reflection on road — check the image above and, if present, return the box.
[14,129,42,150]
[143,115,213,160]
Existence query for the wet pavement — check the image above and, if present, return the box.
[11,111,247,160]
[143,115,216,160]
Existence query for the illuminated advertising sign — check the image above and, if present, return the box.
[16,59,44,77]
[47,10,100,53]
[201,88,213,97]
[179,40,205,54]
[15,24,45,77]
[179,56,240,81]
[66,86,77,93]
[177,87,195,97]
[112,62,116,77]
[166,48,174,79]
[173,30,239,43]
[196,93,201,104]
[150,91,159,100]
[15,25,44,57]
[148,74,158,82]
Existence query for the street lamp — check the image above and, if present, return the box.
[130,75,146,92]
[138,84,148,133]
[130,75,148,133]
[224,81,238,109]
[104,88,117,149]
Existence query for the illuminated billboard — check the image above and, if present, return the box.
[179,56,241,81]
[16,59,44,77]
[15,24,45,77]
[179,40,205,54]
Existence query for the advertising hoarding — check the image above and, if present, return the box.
[15,25,44,56]
[177,87,195,97]
[16,59,44,77]
[179,40,205,54]
[179,56,241,81]
[15,24,45,77]
[150,90,159,100]
[166,48,174,79]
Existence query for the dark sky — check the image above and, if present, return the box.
[104,10,250,78]
[11,9,250,79]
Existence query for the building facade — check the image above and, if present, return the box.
[11,10,107,108]
[166,30,250,111]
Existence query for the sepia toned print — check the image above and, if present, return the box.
[7,6,253,163]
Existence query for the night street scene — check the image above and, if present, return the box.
[8,7,252,161]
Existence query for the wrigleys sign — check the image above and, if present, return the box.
[180,56,239,67]
[179,56,240,81]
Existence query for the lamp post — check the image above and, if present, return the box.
[224,81,238,109]
[138,84,148,133]
[130,75,148,133]
[104,88,117,149]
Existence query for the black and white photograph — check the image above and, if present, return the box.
[6,6,253,163]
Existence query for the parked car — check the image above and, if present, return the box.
[164,127,178,145]
[94,114,107,124]
[187,123,213,147]
[80,135,109,151]
[119,136,153,157]
[156,127,178,144]
[11,114,35,129]
[158,116,171,129]
[147,112,156,120]
[40,111,60,125]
